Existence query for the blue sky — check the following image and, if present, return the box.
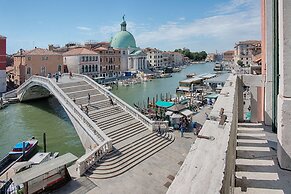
[0,0,260,54]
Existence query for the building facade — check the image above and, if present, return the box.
[144,48,165,68]
[13,48,63,86]
[0,35,7,93]
[234,40,261,66]
[93,46,121,78]
[163,52,184,67]
[63,48,100,78]
[223,50,234,62]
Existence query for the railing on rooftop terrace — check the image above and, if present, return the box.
[167,74,238,194]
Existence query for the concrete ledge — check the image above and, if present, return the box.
[167,75,238,194]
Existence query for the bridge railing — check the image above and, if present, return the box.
[14,75,113,175]
[76,141,110,175]
[72,74,168,131]
[16,76,111,140]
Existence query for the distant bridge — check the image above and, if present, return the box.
[3,74,173,177]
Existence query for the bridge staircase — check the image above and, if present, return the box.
[57,76,175,179]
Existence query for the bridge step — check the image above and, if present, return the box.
[96,133,170,167]
[61,84,94,93]
[56,78,175,179]
[66,89,100,99]
[57,81,87,88]
[86,132,175,179]
[103,133,160,161]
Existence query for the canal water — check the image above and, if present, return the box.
[111,62,215,106]
[0,97,84,159]
[0,62,215,159]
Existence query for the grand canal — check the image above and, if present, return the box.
[0,62,215,159]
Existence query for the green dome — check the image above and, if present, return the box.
[110,17,137,49]
[111,31,136,49]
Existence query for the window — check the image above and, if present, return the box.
[123,51,126,55]
[100,58,103,63]
[89,56,92,61]
[40,66,46,76]
[26,67,31,75]
[57,64,62,72]
[82,56,85,62]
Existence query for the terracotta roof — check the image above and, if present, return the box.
[224,50,234,54]
[93,47,108,51]
[237,40,261,45]
[25,48,61,56]
[63,48,97,56]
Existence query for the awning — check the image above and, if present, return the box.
[171,114,183,119]
[155,101,174,108]
[167,104,186,112]
[205,93,219,99]
[181,109,194,117]
[165,111,173,116]
[12,153,78,185]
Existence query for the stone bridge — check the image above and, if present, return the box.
[3,74,172,177]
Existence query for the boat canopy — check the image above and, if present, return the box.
[14,142,29,149]
[205,93,219,99]
[155,101,174,108]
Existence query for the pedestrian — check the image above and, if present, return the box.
[69,71,72,79]
[80,104,83,111]
[109,96,114,106]
[180,126,184,137]
[157,125,161,135]
[58,71,62,78]
[73,98,76,103]
[88,93,91,104]
[55,73,59,82]
[85,106,89,115]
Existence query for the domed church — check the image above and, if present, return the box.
[110,16,147,73]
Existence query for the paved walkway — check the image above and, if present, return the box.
[234,123,291,194]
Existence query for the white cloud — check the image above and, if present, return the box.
[76,26,92,31]
[213,0,258,14]
[133,0,260,52]
[95,0,260,53]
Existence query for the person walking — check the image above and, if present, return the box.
[55,73,59,82]
[109,96,114,106]
[88,93,91,104]
[69,71,72,79]
[85,106,89,116]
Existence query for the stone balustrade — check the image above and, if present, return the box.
[73,73,159,131]
[167,74,238,194]
[76,141,112,176]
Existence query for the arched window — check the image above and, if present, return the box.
[89,65,92,72]
[85,66,88,72]
[82,66,84,73]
